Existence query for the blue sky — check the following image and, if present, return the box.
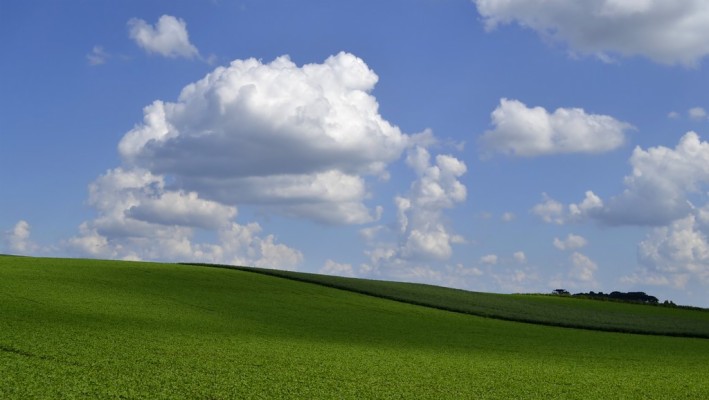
[3,0,709,307]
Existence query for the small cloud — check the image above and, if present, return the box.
[501,212,515,222]
[553,233,588,250]
[532,191,602,225]
[450,263,484,277]
[513,251,527,264]
[532,193,565,225]
[409,128,438,148]
[128,15,199,59]
[667,111,680,119]
[320,259,356,278]
[688,107,707,121]
[4,220,38,255]
[548,252,599,289]
[87,46,109,66]
[480,254,498,265]
[569,252,597,283]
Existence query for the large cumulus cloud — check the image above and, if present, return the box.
[68,52,429,268]
[119,52,408,224]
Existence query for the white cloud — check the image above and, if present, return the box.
[475,0,709,66]
[4,220,38,255]
[539,132,709,227]
[688,107,707,120]
[590,132,709,226]
[533,191,603,225]
[569,252,598,283]
[398,147,467,260]
[82,167,235,233]
[360,146,467,279]
[432,263,487,292]
[480,254,498,265]
[667,108,708,121]
[531,193,565,224]
[87,46,109,66]
[513,251,527,263]
[553,234,588,250]
[501,212,515,222]
[126,190,237,230]
[635,213,709,287]
[215,222,303,269]
[68,168,302,269]
[568,191,604,220]
[449,263,484,278]
[118,52,408,224]
[480,99,631,157]
[128,15,199,59]
[319,259,356,278]
[549,252,599,290]
[490,266,542,293]
[404,228,455,260]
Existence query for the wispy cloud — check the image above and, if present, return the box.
[86,45,110,66]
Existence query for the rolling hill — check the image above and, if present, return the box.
[1,255,708,399]
[193,263,709,338]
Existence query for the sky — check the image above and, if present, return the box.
[3,0,709,307]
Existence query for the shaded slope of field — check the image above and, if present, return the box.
[190,264,709,338]
[2,256,709,399]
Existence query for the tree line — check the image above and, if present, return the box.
[552,289,663,305]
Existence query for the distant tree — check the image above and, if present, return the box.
[553,289,570,296]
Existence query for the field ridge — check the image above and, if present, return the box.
[184,263,709,338]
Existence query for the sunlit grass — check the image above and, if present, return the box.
[215,264,709,337]
[1,256,708,399]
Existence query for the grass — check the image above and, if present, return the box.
[1,255,708,399]
[196,264,709,338]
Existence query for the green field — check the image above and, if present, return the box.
[207,264,709,338]
[1,256,709,399]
